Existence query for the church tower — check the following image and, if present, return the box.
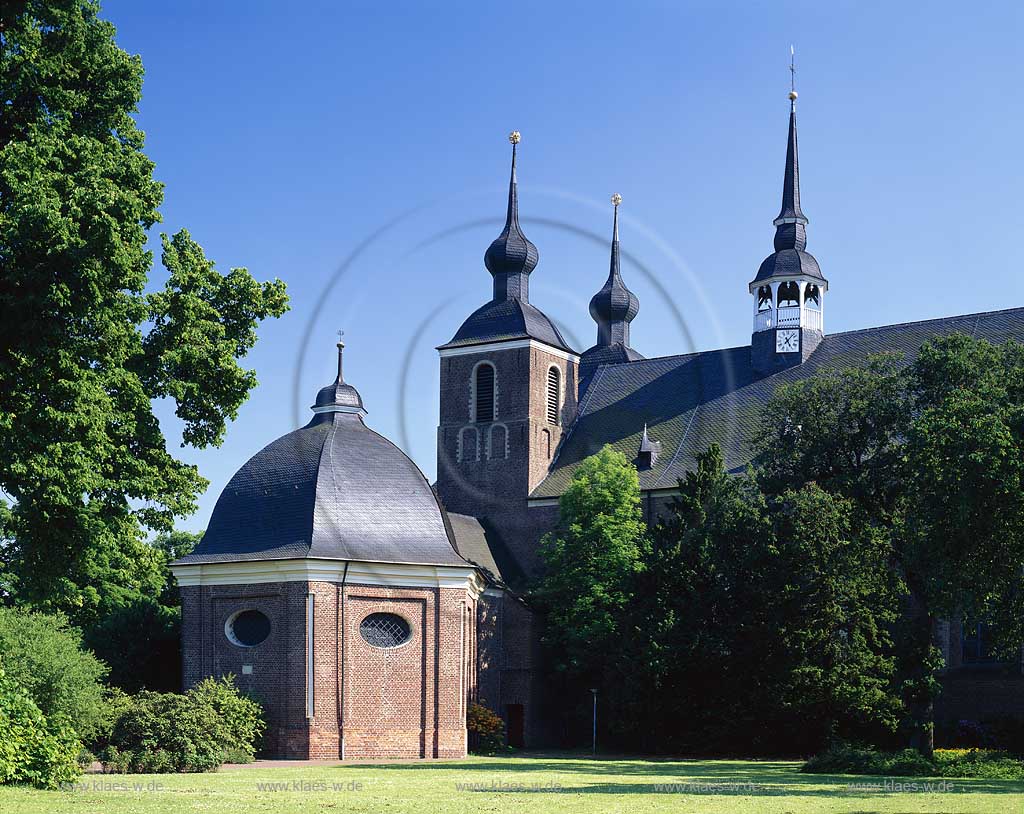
[436,133,578,559]
[580,193,643,389]
[750,80,828,375]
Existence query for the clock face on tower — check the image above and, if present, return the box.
[776,329,800,353]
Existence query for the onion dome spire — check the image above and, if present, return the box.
[312,333,365,416]
[589,193,640,347]
[484,131,539,302]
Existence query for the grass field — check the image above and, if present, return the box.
[2,753,1023,813]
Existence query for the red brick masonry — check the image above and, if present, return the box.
[180,579,477,759]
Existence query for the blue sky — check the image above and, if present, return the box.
[103,0,1024,532]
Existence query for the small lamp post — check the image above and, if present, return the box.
[590,688,598,756]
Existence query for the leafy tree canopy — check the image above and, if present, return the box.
[0,0,288,625]
[758,333,1024,752]
[535,445,645,679]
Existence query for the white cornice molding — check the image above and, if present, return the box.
[438,338,580,364]
[171,558,485,600]
[310,405,367,417]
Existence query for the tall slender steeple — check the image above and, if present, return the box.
[589,193,640,347]
[773,86,808,252]
[580,194,643,388]
[749,50,828,376]
[484,131,539,302]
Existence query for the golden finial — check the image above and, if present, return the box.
[508,130,521,145]
[611,192,622,207]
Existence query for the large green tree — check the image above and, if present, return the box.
[625,446,898,754]
[0,0,288,625]
[534,446,645,742]
[758,334,1024,754]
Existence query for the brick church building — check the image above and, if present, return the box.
[172,89,1024,758]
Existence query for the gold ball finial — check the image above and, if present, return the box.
[611,192,622,207]
[508,130,521,145]
[788,90,798,101]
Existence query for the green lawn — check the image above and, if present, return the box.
[2,753,1022,813]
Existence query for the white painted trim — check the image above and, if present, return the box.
[438,338,580,364]
[171,558,486,600]
[748,276,829,295]
[311,405,367,417]
[305,593,314,719]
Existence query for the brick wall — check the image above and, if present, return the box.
[437,343,578,579]
[180,578,476,759]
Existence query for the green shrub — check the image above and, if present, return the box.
[802,744,1024,780]
[0,667,81,789]
[100,675,265,773]
[103,690,222,773]
[187,675,265,762]
[0,607,107,742]
[467,702,506,754]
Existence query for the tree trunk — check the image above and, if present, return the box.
[904,584,937,757]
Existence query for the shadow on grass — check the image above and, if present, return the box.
[347,753,1024,797]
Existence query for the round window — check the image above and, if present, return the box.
[225,609,271,647]
[360,613,411,648]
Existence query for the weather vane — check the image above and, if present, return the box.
[611,192,622,208]
[336,329,345,346]
[508,130,521,145]
[789,45,798,101]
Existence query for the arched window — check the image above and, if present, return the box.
[488,424,508,460]
[546,367,560,425]
[757,285,773,312]
[777,281,799,308]
[474,363,495,423]
[805,284,821,309]
[458,427,479,462]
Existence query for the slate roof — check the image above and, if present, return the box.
[440,296,576,353]
[532,307,1024,499]
[446,512,527,586]
[177,410,467,567]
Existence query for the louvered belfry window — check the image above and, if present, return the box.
[475,364,495,422]
[546,367,560,424]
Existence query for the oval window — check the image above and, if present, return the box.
[225,609,271,647]
[360,613,411,649]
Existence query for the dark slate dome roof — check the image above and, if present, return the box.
[589,271,640,326]
[441,297,575,353]
[752,247,825,284]
[179,352,465,567]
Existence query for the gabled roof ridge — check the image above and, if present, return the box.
[582,305,1024,378]
[826,305,1024,340]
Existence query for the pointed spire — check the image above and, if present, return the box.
[772,59,809,251]
[589,193,639,348]
[484,130,538,301]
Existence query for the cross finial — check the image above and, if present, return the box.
[611,192,622,208]
[508,130,521,145]
[788,45,798,103]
